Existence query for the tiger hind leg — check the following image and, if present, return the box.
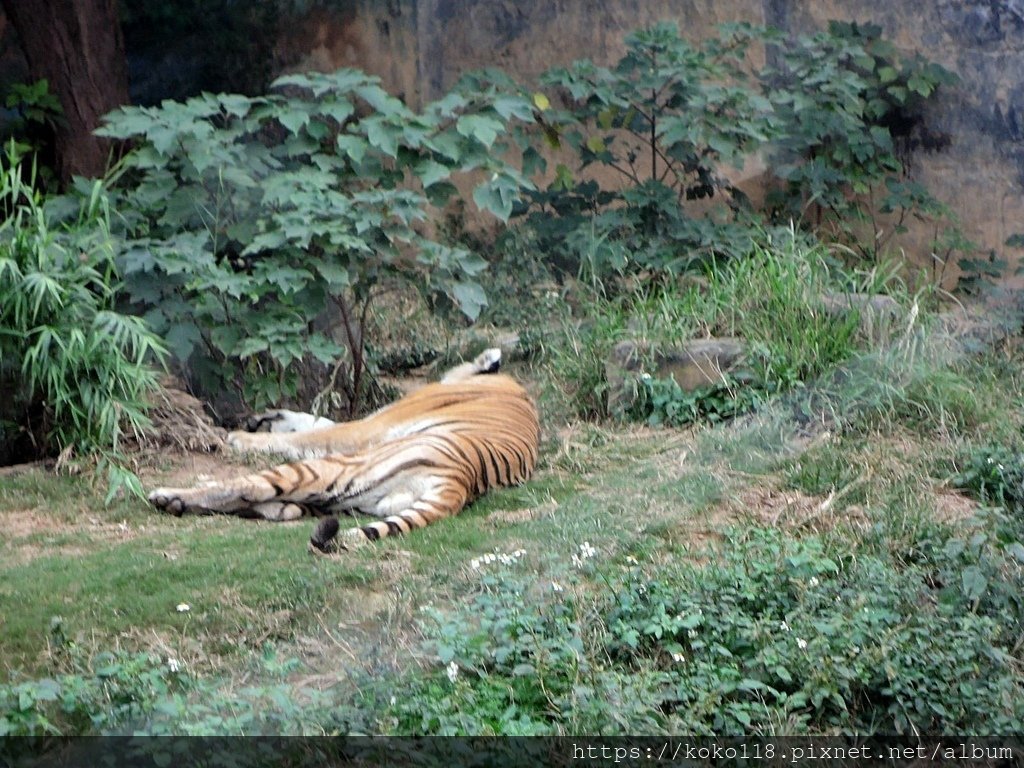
[309,480,469,554]
[148,457,352,520]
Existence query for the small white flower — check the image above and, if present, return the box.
[176,603,190,613]
[797,638,807,650]
[987,457,995,464]
[808,577,819,588]
[671,652,685,663]
[551,581,564,592]
[626,556,639,565]
[470,558,481,570]
[390,695,397,706]
[580,541,597,558]
[446,661,459,683]
[780,621,790,632]
[167,658,181,673]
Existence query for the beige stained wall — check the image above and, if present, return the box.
[274,0,1024,279]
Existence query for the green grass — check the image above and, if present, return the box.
[0,427,719,679]
[0,516,369,669]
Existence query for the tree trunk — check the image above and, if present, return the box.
[2,0,130,183]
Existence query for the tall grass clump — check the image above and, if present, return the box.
[538,228,908,426]
[0,146,165,493]
[699,232,896,388]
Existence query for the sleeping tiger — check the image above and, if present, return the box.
[148,349,540,553]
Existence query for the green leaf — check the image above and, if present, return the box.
[961,565,987,601]
[878,65,899,84]
[236,336,270,358]
[218,93,253,117]
[521,146,546,178]
[278,107,310,136]
[315,260,350,288]
[364,118,399,157]
[336,134,368,164]
[425,181,458,207]
[456,114,504,148]
[493,96,535,122]
[319,100,355,125]
[450,280,487,321]
[1004,542,1024,563]
[472,173,521,222]
[147,124,179,156]
[164,322,203,361]
[416,159,451,188]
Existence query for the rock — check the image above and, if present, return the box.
[820,292,900,318]
[606,337,747,414]
[820,293,902,340]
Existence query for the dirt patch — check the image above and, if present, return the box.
[141,380,226,454]
[2,510,64,538]
[3,509,146,566]
[375,548,415,580]
[933,489,978,524]
[487,498,560,527]
[732,487,832,528]
[726,485,872,534]
[140,452,259,489]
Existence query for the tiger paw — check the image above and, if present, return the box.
[148,489,188,516]
[245,409,334,434]
[309,516,341,554]
[226,430,261,452]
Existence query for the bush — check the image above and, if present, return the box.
[538,231,900,426]
[363,530,1023,737]
[518,22,773,279]
[955,442,1024,514]
[0,146,164,490]
[511,21,958,286]
[0,639,327,738]
[763,21,959,262]
[100,69,537,417]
